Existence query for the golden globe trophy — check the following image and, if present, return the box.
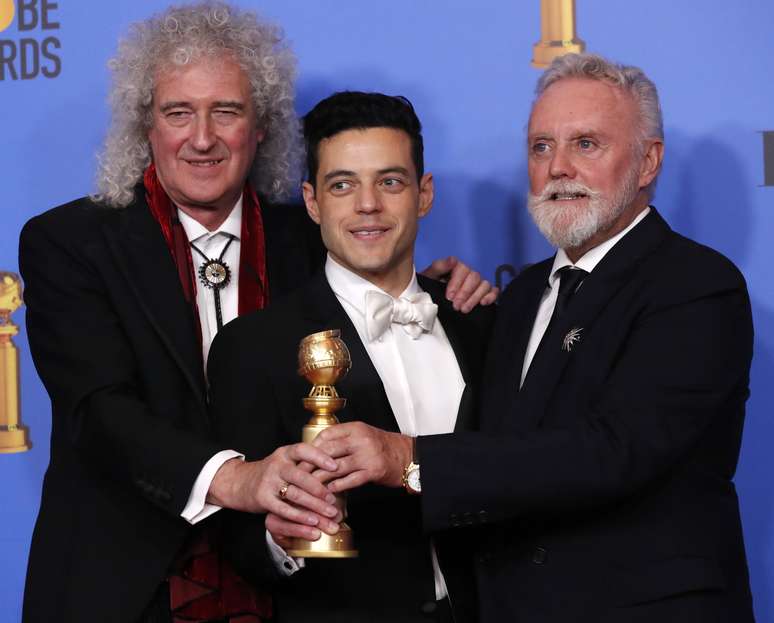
[532,0,585,68]
[0,272,31,453]
[286,329,358,558]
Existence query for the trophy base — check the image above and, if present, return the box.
[285,522,358,558]
[0,425,31,453]
[531,39,585,68]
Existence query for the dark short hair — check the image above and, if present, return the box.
[303,91,424,187]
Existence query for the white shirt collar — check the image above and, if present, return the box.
[177,196,243,244]
[548,206,651,287]
[324,254,421,315]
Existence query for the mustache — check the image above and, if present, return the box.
[529,180,601,204]
[178,149,229,161]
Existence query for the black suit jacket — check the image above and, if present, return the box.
[208,272,493,623]
[419,210,755,623]
[18,189,324,623]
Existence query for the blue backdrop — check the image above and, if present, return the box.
[1,1,772,620]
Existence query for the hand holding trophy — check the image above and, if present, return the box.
[286,329,358,558]
[0,272,31,453]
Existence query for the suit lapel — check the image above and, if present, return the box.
[101,196,207,414]
[299,274,397,432]
[483,261,550,433]
[517,209,672,430]
[298,273,487,435]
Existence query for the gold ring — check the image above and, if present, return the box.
[278,484,289,499]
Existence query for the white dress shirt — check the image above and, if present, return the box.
[178,199,245,523]
[177,199,243,365]
[326,256,465,437]
[520,207,651,386]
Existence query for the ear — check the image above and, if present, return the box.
[255,127,266,144]
[417,173,434,218]
[302,181,321,224]
[638,139,664,189]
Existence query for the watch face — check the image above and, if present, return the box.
[407,467,421,493]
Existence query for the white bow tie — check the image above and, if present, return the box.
[364,290,438,342]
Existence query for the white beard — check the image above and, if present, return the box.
[527,166,641,251]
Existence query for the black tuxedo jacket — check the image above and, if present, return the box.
[419,210,755,622]
[208,272,494,623]
[18,189,324,623]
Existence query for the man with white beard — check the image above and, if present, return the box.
[281,53,756,622]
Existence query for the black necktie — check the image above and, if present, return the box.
[549,266,588,326]
[522,266,589,389]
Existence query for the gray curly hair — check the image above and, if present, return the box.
[94,1,301,208]
[535,53,664,197]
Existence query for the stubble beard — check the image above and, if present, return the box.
[527,164,641,251]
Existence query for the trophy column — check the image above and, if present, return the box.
[0,272,31,453]
[532,0,585,68]
[286,330,358,558]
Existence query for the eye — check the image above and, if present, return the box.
[380,177,406,191]
[329,180,353,193]
[163,110,192,125]
[577,138,596,151]
[531,141,550,156]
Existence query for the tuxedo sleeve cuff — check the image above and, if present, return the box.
[181,449,244,524]
[266,530,305,575]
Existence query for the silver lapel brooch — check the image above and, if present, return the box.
[562,327,583,352]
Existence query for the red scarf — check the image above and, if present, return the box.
[144,164,270,328]
[144,165,271,622]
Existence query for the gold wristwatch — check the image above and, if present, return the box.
[402,436,421,494]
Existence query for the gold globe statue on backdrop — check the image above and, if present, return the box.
[532,0,585,68]
[0,272,31,453]
[286,329,358,558]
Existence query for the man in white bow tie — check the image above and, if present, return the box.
[207,91,494,623]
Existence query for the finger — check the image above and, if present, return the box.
[311,467,338,484]
[285,468,338,505]
[451,270,482,311]
[272,533,293,550]
[327,452,379,480]
[420,256,457,281]
[480,286,499,306]
[313,423,355,444]
[266,513,322,541]
[313,437,352,459]
[282,480,338,517]
[326,471,372,494]
[459,278,492,313]
[289,442,337,472]
[268,506,340,537]
[444,262,472,301]
[296,460,315,474]
[270,496,332,529]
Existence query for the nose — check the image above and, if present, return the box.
[190,114,217,152]
[356,184,381,214]
[548,144,576,179]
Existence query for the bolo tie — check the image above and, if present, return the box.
[190,234,235,331]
